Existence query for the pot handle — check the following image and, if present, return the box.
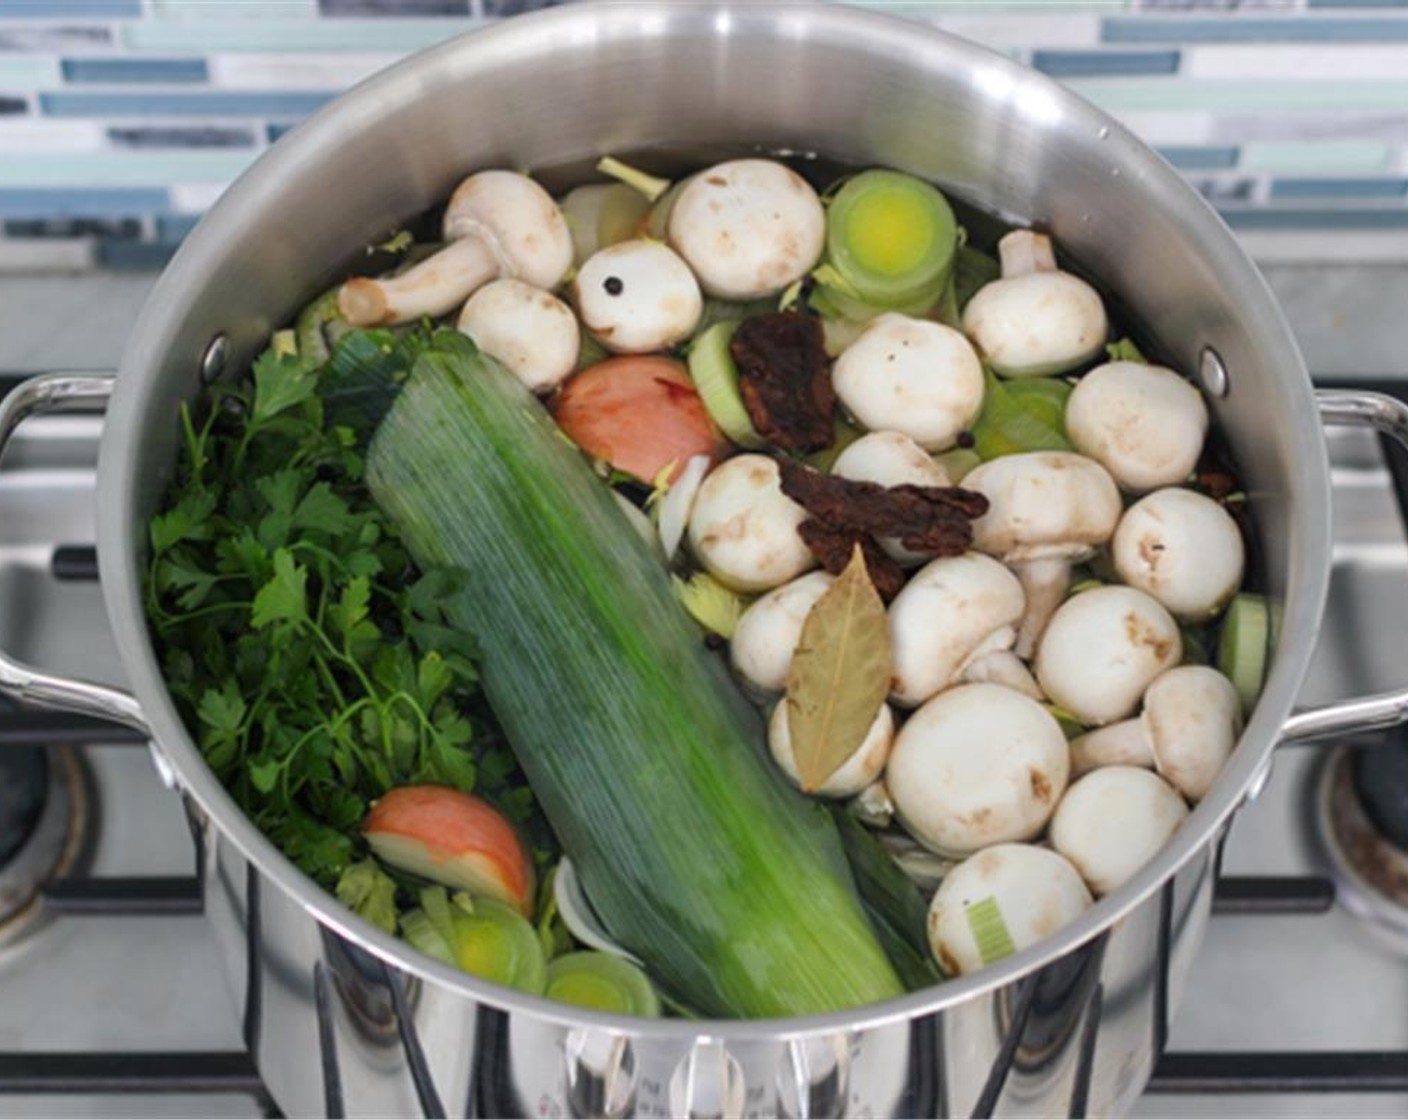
[1279,389,1408,745]
[0,373,149,734]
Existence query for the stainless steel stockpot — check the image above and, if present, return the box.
[3,5,1408,1116]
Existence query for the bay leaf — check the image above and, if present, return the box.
[785,546,891,793]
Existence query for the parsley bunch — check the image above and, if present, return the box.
[146,331,542,889]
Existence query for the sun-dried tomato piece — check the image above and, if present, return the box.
[797,521,908,601]
[730,313,835,453]
[777,458,987,558]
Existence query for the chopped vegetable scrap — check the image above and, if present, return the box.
[729,312,835,453]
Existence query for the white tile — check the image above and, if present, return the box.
[1187,44,1408,81]
[208,51,406,90]
[169,181,231,213]
[0,120,106,154]
[937,11,1102,50]
[1106,110,1215,146]
[0,238,95,275]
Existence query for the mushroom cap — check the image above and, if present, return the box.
[832,430,952,565]
[961,271,1109,379]
[456,278,580,393]
[963,451,1122,563]
[887,553,1025,707]
[442,170,573,291]
[832,313,985,451]
[573,239,703,354]
[1065,362,1209,494]
[1036,585,1182,726]
[1049,766,1189,896]
[768,701,894,799]
[1112,487,1246,621]
[1144,665,1243,801]
[729,570,835,694]
[886,683,1069,857]
[927,844,1092,976]
[687,454,817,593]
[667,159,825,299]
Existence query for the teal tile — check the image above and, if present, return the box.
[1270,177,1408,199]
[42,90,332,116]
[1065,78,1408,113]
[0,187,169,218]
[61,57,209,84]
[1243,141,1393,173]
[1221,207,1408,229]
[1105,15,1408,41]
[0,151,255,187]
[1157,145,1240,171]
[1033,49,1179,76]
[0,1,140,15]
[124,15,477,51]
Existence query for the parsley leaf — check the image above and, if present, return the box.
[252,350,320,426]
[144,325,557,892]
[251,548,308,628]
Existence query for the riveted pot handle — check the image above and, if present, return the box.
[1279,390,1408,745]
[0,374,149,735]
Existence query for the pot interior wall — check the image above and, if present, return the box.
[101,1,1329,1024]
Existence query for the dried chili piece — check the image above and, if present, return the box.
[798,521,908,601]
[729,312,836,453]
[777,458,987,558]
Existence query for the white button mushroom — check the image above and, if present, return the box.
[1069,724,1154,779]
[963,451,1123,657]
[768,701,894,799]
[1065,361,1209,494]
[961,229,1108,379]
[832,430,952,565]
[456,278,580,393]
[729,570,835,694]
[339,169,572,327]
[1112,487,1245,621]
[832,313,985,452]
[1050,766,1189,896]
[667,159,826,300]
[886,683,1069,858]
[887,552,1041,708]
[1073,665,1241,801]
[573,239,703,354]
[687,454,816,593]
[1035,585,1182,727]
[927,844,1092,976]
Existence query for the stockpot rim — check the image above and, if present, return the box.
[97,0,1331,1040]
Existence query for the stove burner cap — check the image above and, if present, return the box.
[0,747,48,869]
[1318,745,1408,944]
[0,745,84,941]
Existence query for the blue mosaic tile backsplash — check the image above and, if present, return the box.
[1,0,1407,269]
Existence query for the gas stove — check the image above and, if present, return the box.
[0,362,1407,1119]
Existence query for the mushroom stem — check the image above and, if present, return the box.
[1069,719,1153,778]
[997,229,1057,278]
[961,649,1043,700]
[1013,555,1073,660]
[339,235,498,327]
